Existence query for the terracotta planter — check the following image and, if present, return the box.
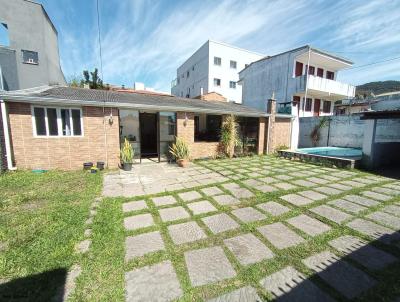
[177,159,189,168]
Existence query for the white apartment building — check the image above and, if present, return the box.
[171,40,264,103]
[239,45,355,148]
[239,45,355,116]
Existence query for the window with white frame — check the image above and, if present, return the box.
[214,78,221,87]
[32,106,83,137]
[214,56,221,66]
[230,60,237,69]
[229,81,236,89]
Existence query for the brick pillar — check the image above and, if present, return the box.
[266,98,276,154]
[257,117,266,155]
[176,112,194,144]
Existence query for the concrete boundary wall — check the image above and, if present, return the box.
[299,115,364,148]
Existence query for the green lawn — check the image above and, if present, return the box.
[0,170,101,301]
[1,157,400,302]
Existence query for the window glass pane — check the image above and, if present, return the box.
[22,50,38,64]
[61,109,71,136]
[214,57,221,66]
[195,114,221,142]
[120,110,140,157]
[34,107,46,135]
[47,108,58,136]
[71,109,82,135]
[159,112,175,141]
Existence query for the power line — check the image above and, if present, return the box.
[96,0,103,81]
[344,56,400,70]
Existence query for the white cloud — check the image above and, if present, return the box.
[56,0,400,90]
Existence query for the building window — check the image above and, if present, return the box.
[323,101,331,113]
[229,81,236,89]
[295,61,303,77]
[32,106,83,137]
[317,68,324,77]
[0,23,9,46]
[33,107,46,136]
[304,98,312,111]
[192,66,195,71]
[307,65,315,75]
[22,50,39,64]
[326,71,335,80]
[214,78,221,87]
[187,70,189,78]
[47,108,58,136]
[230,60,237,69]
[194,114,221,142]
[214,56,221,66]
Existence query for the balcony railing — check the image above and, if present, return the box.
[292,75,355,98]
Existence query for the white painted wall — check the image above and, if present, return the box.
[171,40,263,103]
[240,46,354,116]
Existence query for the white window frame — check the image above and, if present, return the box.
[230,60,237,69]
[214,78,221,87]
[31,105,84,138]
[214,56,221,66]
[229,81,236,89]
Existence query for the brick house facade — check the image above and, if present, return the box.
[7,102,119,170]
[0,86,293,170]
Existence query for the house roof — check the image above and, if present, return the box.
[0,86,291,118]
[240,45,353,74]
[360,108,400,120]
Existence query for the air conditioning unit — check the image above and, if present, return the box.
[28,58,35,64]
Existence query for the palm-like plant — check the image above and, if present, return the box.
[169,137,190,160]
[220,115,240,158]
[120,138,134,163]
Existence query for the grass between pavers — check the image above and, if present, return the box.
[2,157,399,301]
[71,155,400,302]
[0,170,101,301]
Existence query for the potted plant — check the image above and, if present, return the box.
[169,137,190,167]
[120,138,135,171]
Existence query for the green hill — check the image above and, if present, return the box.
[356,80,400,97]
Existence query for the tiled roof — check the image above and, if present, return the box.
[1,86,273,117]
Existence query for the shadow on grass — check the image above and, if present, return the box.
[0,268,67,302]
[262,232,400,302]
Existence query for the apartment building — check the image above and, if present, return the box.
[0,0,66,91]
[239,45,355,117]
[171,40,264,103]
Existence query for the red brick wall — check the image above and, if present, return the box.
[7,102,120,170]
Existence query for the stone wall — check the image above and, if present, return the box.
[7,102,120,170]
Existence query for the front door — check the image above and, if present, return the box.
[313,99,321,116]
[139,112,158,159]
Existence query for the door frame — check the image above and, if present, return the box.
[313,99,321,116]
[139,112,160,163]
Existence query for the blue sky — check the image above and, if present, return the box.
[39,0,400,92]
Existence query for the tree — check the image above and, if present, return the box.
[82,68,105,89]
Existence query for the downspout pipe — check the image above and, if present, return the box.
[0,100,17,170]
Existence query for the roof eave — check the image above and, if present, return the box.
[1,94,269,118]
